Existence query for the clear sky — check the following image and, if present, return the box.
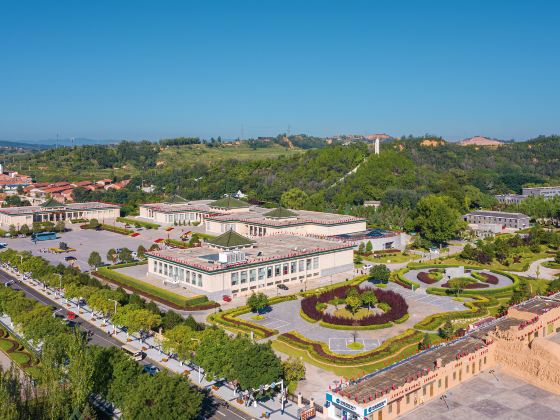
[1,0,559,142]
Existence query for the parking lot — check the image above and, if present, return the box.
[3,228,154,271]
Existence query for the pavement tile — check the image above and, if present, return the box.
[518,402,560,419]
[469,399,512,417]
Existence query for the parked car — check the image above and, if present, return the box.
[143,364,160,376]
[222,295,232,302]
[363,263,373,270]
[276,284,289,290]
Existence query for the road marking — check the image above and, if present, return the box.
[215,410,226,417]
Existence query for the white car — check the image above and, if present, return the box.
[363,264,373,270]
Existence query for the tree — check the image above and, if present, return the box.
[55,220,65,233]
[357,242,365,255]
[19,224,30,236]
[419,333,432,350]
[439,320,454,339]
[282,357,306,383]
[137,245,146,259]
[280,188,309,210]
[361,290,378,309]
[107,248,117,264]
[365,241,373,254]
[8,225,16,237]
[369,264,390,283]
[555,251,560,265]
[112,305,161,338]
[345,294,362,315]
[122,373,202,420]
[162,324,201,362]
[246,292,269,313]
[88,251,102,269]
[414,195,465,244]
[118,248,133,263]
[89,289,123,317]
[89,218,100,228]
[194,329,233,381]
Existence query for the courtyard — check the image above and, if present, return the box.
[401,367,560,420]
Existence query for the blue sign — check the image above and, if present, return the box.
[363,399,387,416]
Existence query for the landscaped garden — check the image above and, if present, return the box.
[300,284,409,329]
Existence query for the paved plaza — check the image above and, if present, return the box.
[239,282,470,353]
[404,268,514,289]
[402,367,560,420]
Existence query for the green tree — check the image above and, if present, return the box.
[162,324,201,362]
[419,333,432,350]
[122,374,202,420]
[55,220,65,233]
[345,294,362,315]
[89,218,100,228]
[194,329,232,380]
[439,320,454,339]
[112,305,161,338]
[555,251,560,265]
[137,245,146,259]
[19,224,30,236]
[369,264,390,283]
[246,292,269,313]
[88,251,102,269]
[89,289,123,317]
[365,241,373,254]
[415,195,465,244]
[357,242,365,255]
[361,290,378,309]
[107,248,117,264]
[8,225,16,237]
[118,248,133,263]
[282,356,306,383]
[280,188,309,210]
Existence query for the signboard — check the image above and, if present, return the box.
[326,393,387,417]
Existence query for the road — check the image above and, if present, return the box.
[0,269,252,420]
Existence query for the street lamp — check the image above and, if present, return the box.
[108,299,118,335]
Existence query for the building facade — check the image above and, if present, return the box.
[463,210,530,230]
[0,201,120,229]
[146,231,354,297]
[496,185,560,204]
[325,294,560,420]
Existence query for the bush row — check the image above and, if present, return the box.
[95,267,215,310]
[116,217,160,229]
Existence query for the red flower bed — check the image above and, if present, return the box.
[478,272,499,285]
[154,238,165,243]
[301,285,408,326]
[130,232,140,237]
[441,282,489,289]
[417,272,439,284]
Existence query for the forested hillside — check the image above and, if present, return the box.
[7,135,560,228]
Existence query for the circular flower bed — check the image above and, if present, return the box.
[301,285,408,327]
[441,277,489,289]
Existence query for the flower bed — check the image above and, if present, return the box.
[300,285,408,328]
[472,271,499,285]
[416,271,441,284]
[441,281,489,289]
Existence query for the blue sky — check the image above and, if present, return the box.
[1,0,559,141]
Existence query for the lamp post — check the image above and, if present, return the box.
[108,299,118,335]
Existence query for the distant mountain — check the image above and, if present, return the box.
[28,137,119,146]
[0,140,54,150]
[459,136,504,147]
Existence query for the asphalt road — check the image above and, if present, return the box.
[0,269,252,420]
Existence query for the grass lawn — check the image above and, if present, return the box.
[251,315,265,321]
[0,338,15,351]
[543,261,560,269]
[438,251,551,272]
[10,351,31,366]
[347,341,364,350]
[332,307,374,320]
[364,253,420,264]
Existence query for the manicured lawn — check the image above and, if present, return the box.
[543,262,560,269]
[438,251,551,272]
[251,315,265,321]
[347,341,364,350]
[10,351,31,366]
[364,253,420,264]
[332,307,374,320]
[0,338,16,351]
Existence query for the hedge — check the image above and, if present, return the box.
[164,239,191,249]
[300,309,318,324]
[100,224,135,236]
[95,267,216,310]
[117,217,160,229]
[299,275,368,298]
[318,320,393,330]
[426,271,519,296]
[393,268,419,289]
[108,261,148,269]
[276,329,424,366]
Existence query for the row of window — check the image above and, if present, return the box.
[164,212,202,223]
[153,260,203,287]
[230,257,319,286]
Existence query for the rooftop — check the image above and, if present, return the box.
[510,296,560,315]
[263,207,297,219]
[0,201,120,215]
[209,196,250,209]
[207,230,256,249]
[147,234,352,272]
[466,210,530,219]
[207,207,365,227]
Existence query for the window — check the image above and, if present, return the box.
[306,259,312,270]
[274,265,281,276]
[406,394,410,404]
[186,271,191,283]
[283,263,289,275]
[267,266,273,278]
[240,271,247,283]
[438,379,441,388]
[197,274,202,287]
[249,269,256,282]
[231,272,239,285]
[258,268,265,281]
[299,260,305,271]
[290,261,297,273]
[313,257,319,269]
[453,372,456,380]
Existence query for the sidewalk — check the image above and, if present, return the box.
[6,268,304,420]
